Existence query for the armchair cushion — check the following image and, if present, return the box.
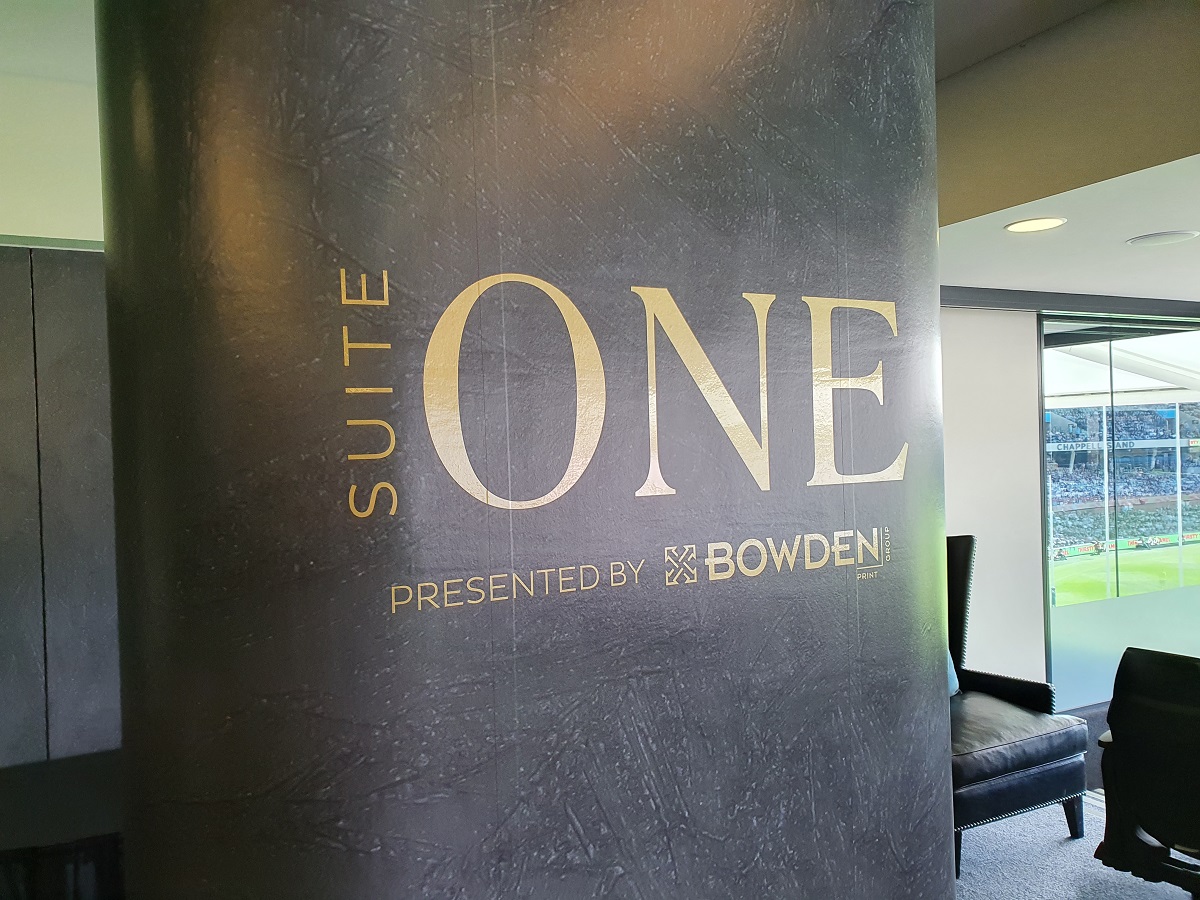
[951,692,1088,789]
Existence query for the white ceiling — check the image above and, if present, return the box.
[0,0,96,85]
[939,154,1200,303]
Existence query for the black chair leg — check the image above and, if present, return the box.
[1064,795,1085,839]
[954,830,962,878]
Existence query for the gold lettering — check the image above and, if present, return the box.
[632,287,775,496]
[348,482,398,517]
[736,539,768,577]
[558,567,576,593]
[536,568,555,594]
[489,573,509,602]
[417,582,439,610]
[466,576,486,604]
[804,533,830,569]
[832,530,854,566]
[443,578,464,608]
[610,561,627,587]
[628,559,645,584]
[802,296,908,486]
[340,268,389,306]
[346,420,396,461]
[342,326,391,366]
[424,274,606,509]
[390,585,412,611]
[857,528,881,564]
[513,571,535,599]
[706,542,735,581]
[580,564,599,590]
[767,536,801,572]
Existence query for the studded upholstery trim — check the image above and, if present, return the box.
[955,791,1085,832]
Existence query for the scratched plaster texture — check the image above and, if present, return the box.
[98,0,952,897]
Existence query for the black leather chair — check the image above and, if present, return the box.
[947,534,1088,877]
[1095,647,1200,898]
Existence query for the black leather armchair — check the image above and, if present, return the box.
[947,534,1088,876]
[1095,647,1200,898]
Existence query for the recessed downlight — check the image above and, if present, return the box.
[1125,230,1200,247]
[1005,217,1067,233]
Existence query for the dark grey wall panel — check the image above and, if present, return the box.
[0,750,123,850]
[0,247,46,768]
[31,250,121,759]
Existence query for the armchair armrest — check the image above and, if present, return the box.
[958,668,1055,714]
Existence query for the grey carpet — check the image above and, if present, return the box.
[956,794,1187,899]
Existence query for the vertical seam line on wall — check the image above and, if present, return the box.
[465,0,504,830]
[27,249,51,760]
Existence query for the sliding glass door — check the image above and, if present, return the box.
[1043,321,1200,708]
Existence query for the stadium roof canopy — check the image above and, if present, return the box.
[1045,330,1200,408]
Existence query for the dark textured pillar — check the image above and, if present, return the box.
[98,2,952,897]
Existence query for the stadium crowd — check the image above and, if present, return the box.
[1049,469,1200,504]
[1050,505,1200,549]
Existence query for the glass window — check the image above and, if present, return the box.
[1045,328,1200,603]
[1043,321,1200,708]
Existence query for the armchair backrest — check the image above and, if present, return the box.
[1107,647,1200,850]
[946,535,976,671]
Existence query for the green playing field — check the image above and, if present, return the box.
[1051,541,1200,605]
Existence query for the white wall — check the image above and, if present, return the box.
[941,307,1047,681]
[0,0,103,245]
[0,73,103,245]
